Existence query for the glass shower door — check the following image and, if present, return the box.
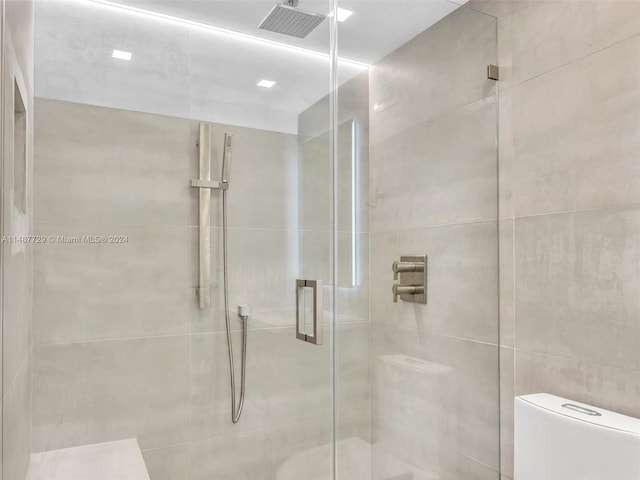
[335,3,501,480]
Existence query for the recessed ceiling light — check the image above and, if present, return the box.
[331,7,354,22]
[257,79,276,88]
[112,49,132,61]
[83,0,369,69]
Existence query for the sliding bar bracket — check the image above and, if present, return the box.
[191,179,228,190]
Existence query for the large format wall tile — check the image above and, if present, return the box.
[298,230,369,312]
[498,90,514,219]
[514,349,640,419]
[370,221,499,344]
[190,327,330,442]
[369,7,499,480]
[35,98,300,230]
[191,420,333,480]
[370,7,497,144]
[193,227,298,333]
[2,222,31,395]
[142,444,191,480]
[34,99,196,226]
[298,120,368,234]
[335,233,370,322]
[33,223,193,344]
[371,415,499,480]
[31,96,358,480]
[4,1,35,476]
[370,97,498,232]
[206,124,298,231]
[336,322,370,416]
[497,3,640,477]
[500,0,640,88]
[499,219,515,347]
[298,72,371,237]
[2,357,31,480]
[33,335,190,452]
[371,326,500,473]
[510,36,640,216]
[191,323,368,442]
[514,207,640,371]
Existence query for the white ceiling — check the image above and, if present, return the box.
[35,0,467,133]
[112,0,466,65]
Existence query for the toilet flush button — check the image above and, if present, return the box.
[562,403,602,417]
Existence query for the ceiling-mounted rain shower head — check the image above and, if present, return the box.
[259,0,327,39]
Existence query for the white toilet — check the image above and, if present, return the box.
[515,393,640,479]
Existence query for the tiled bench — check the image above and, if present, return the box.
[27,439,150,480]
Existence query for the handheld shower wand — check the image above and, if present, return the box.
[220,132,248,424]
[221,133,232,186]
[192,127,248,423]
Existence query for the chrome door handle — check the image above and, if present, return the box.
[296,279,323,345]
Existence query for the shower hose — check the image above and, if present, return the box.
[222,186,247,424]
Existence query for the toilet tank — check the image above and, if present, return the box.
[514,393,640,480]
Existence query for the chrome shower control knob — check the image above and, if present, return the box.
[392,260,425,280]
[392,284,425,303]
[391,283,424,303]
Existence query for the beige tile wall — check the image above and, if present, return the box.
[468,1,640,478]
[33,94,371,479]
[369,6,501,480]
[32,98,339,479]
[2,1,35,479]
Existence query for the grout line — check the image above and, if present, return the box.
[370,217,499,235]
[32,321,371,349]
[371,324,501,348]
[33,332,194,349]
[511,202,640,221]
[369,93,498,148]
[186,416,335,447]
[33,220,371,235]
[503,29,640,92]
[465,2,499,19]
[512,347,640,376]
[461,453,502,475]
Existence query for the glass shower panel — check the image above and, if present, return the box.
[31,0,350,478]
[336,3,500,480]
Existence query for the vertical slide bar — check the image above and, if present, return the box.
[198,123,212,309]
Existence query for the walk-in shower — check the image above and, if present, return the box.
[8,0,508,478]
